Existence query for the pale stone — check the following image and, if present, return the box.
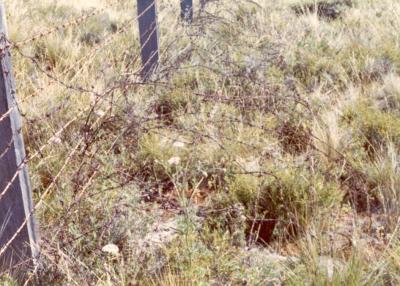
[172,141,185,148]
[102,243,119,255]
[49,136,62,145]
[168,156,181,165]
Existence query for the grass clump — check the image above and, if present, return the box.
[343,101,400,157]
[225,160,343,243]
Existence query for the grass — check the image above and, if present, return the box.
[2,0,400,284]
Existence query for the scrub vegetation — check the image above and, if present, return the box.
[2,0,400,285]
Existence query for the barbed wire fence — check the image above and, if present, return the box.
[0,0,368,284]
[0,0,232,279]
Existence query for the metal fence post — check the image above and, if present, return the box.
[180,0,193,23]
[137,0,159,80]
[0,1,39,276]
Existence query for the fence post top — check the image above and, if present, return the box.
[0,2,8,36]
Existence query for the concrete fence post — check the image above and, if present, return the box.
[180,0,193,23]
[137,0,159,80]
[0,1,39,277]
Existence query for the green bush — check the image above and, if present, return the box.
[343,101,400,156]
[223,161,343,241]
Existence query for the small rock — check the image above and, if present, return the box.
[172,141,186,148]
[168,156,181,165]
[102,243,119,256]
[49,136,62,145]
